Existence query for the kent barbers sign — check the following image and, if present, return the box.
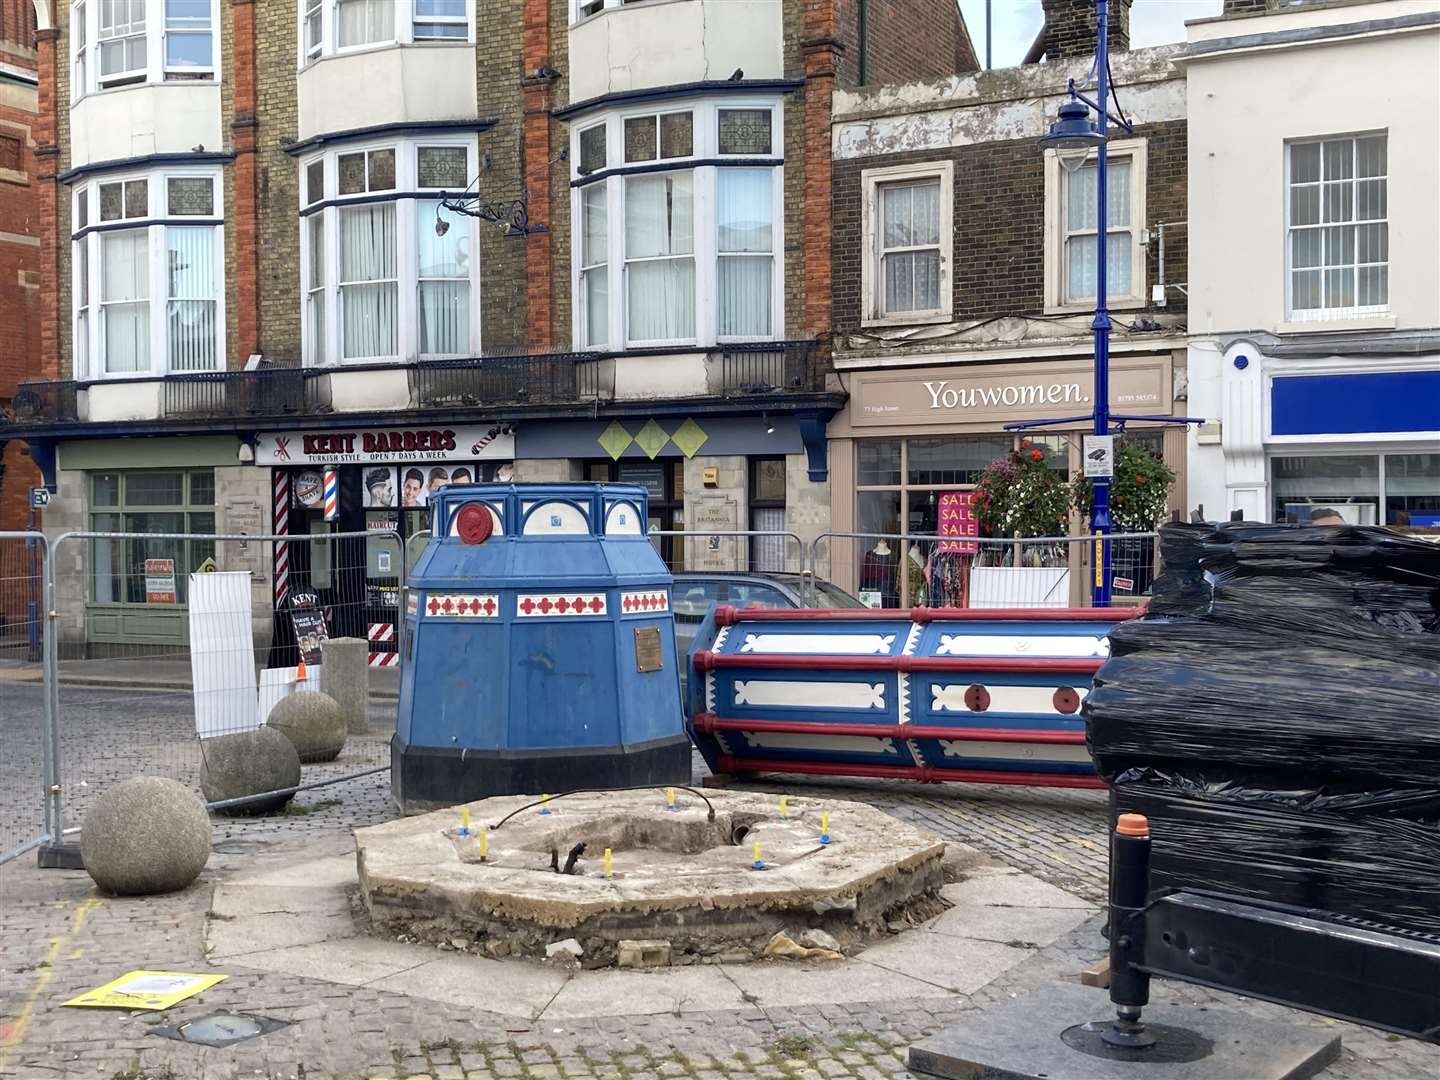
[847,358,1171,429]
[256,424,514,465]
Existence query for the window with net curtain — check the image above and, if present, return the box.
[1064,158,1132,302]
[718,169,773,337]
[417,200,469,355]
[340,204,398,358]
[879,179,941,315]
[625,172,695,342]
[101,230,149,372]
[336,0,394,47]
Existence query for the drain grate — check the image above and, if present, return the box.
[150,1011,288,1048]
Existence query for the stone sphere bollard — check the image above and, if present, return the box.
[200,727,302,815]
[81,777,211,896]
[268,690,347,764]
[321,636,371,735]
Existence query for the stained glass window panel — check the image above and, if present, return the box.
[718,109,771,155]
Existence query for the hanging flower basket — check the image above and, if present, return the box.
[972,441,1072,568]
[1070,439,1177,596]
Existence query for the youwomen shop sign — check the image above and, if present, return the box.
[845,357,1172,429]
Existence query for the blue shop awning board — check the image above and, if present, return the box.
[62,970,226,1011]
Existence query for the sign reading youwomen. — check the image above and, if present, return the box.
[847,358,1171,429]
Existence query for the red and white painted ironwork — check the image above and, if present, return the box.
[619,589,669,615]
[424,593,500,618]
[368,622,396,643]
[368,651,399,668]
[516,592,607,617]
[272,470,290,606]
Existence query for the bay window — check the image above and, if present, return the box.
[72,0,217,95]
[299,0,474,62]
[570,98,784,350]
[300,138,480,364]
[72,168,224,378]
[1044,138,1147,312]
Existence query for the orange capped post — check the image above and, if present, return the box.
[1115,813,1149,837]
[1106,809,1155,1048]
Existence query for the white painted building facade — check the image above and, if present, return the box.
[1180,0,1440,526]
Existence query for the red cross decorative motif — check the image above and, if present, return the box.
[482,597,496,616]
[427,597,441,615]
[464,599,480,615]
[538,597,554,614]
[555,597,571,613]
[441,597,455,615]
[520,597,536,615]
[588,596,604,613]
[622,595,634,611]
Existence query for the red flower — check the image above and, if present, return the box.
[1135,475,1146,484]
[1020,439,1031,448]
[1030,449,1044,462]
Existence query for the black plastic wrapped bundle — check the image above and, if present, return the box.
[1112,768,1440,937]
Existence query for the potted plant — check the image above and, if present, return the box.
[1071,438,1177,596]
[969,441,1073,606]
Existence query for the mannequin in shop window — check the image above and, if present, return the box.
[861,539,900,608]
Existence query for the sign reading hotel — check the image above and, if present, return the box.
[257,425,514,466]
[850,361,1170,428]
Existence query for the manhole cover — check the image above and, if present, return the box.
[151,1011,288,1048]
[1061,1020,1213,1064]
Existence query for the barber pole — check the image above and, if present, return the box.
[323,469,339,522]
[273,470,290,606]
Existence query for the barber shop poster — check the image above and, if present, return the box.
[288,592,329,665]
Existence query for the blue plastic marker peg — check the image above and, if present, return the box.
[665,787,678,812]
[819,811,831,845]
[540,794,552,815]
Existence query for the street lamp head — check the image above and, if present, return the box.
[434,215,450,237]
[1042,99,1105,174]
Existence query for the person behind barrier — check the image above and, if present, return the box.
[1308,507,1346,526]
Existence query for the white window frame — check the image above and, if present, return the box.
[299,137,482,366]
[1283,131,1388,324]
[297,0,476,67]
[71,167,226,380]
[568,96,785,351]
[860,160,954,328]
[1043,137,1148,314]
[71,0,220,98]
[570,0,647,23]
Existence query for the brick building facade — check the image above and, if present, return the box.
[12,0,973,655]
[0,0,39,534]
[825,0,1190,606]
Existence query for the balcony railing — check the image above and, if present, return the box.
[716,341,825,395]
[8,341,827,427]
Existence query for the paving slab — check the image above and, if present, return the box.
[541,965,747,1019]
[208,907,358,958]
[228,852,356,888]
[926,902,1097,949]
[859,932,1033,994]
[941,872,1094,910]
[210,880,351,917]
[366,951,570,1019]
[231,935,430,986]
[909,983,1342,1080]
[720,957,953,1007]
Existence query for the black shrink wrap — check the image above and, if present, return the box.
[1113,768,1440,938]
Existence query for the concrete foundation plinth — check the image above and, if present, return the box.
[321,637,369,735]
[908,984,1341,1080]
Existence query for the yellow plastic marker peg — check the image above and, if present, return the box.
[779,796,789,818]
[459,806,471,836]
[540,793,552,815]
[666,786,677,811]
[752,839,764,869]
[820,812,831,845]
[603,847,613,878]
[479,831,489,861]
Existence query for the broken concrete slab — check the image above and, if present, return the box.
[909,984,1341,1080]
[720,958,952,1007]
[926,902,1097,949]
[366,952,569,1019]
[860,932,1032,995]
[235,937,429,987]
[941,873,1094,911]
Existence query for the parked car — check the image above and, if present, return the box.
[671,572,866,696]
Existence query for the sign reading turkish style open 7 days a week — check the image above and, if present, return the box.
[63,970,227,1011]
[144,558,177,604]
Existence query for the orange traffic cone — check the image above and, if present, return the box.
[296,658,308,684]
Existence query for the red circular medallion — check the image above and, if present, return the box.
[1052,687,1081,715]
[456,503,494,546]
[964,684,991,712]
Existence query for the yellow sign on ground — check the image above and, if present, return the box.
[62,970,226,1011]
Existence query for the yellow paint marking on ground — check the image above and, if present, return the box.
[0,896,102,1069]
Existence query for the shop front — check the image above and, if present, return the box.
[826,354,1187,606]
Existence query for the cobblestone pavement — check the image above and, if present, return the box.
[2,685,1436,1080]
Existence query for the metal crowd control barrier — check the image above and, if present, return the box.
[686,603,1143,789]
[0,531,51,867]
[39,529,406,856]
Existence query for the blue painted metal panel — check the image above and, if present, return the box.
[1272,371,1440,436]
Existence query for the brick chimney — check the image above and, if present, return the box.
[1040,0,1132,61]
